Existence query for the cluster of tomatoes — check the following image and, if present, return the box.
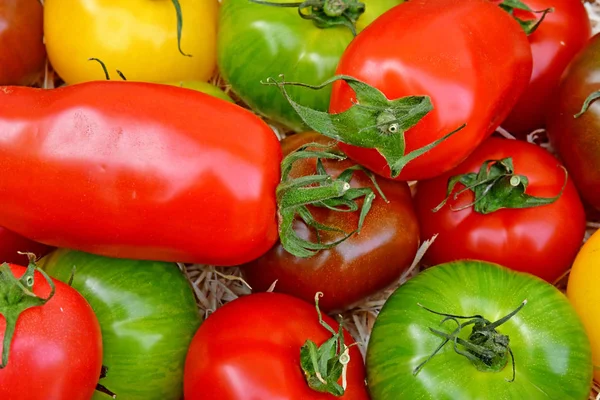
[1,0,600,399]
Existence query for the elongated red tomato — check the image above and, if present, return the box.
[0,82,281,265]
[331,0,532,181]
[0,227,52,266]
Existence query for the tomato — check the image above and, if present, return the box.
[367,260,593,399]
[39,249,201,400]
[184,292,369,399]
[414,136,585,283]
[0,81,281,265]
[218,0,402,131]
[0,0,45,85]
[242,132,419,312]
[546,33,600,211]
[323,0,533,181]
[0,262,103,400]
[164,81,235,103]
[0,226,52,266]
[44,0,219,85]
[499,0,591,136]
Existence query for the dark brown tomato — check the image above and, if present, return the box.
[241,132,420,312]
[0,0,46,85]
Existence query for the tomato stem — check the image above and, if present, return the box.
[495,0,553,35]
[170,0,192,57]
[0,255,55,368]
[574,90,600,118]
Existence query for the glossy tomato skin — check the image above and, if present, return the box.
[218,0,403,131]
[501,0,591,137]
[414,137,585,283]
[0,81,281,265]
[546,33,600,211]
[184,292,369,400]
[0,0,45,85]
[567,229,600,384]
[40,249,201,400]
[331,0,532,181]
[0,264,103,400]
[242,132,420,312]
[44,0,218,84]
[0,226,52,266]
[367,260,593,399]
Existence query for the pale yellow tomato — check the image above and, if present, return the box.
[44,0,218,84]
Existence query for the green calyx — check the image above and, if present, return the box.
[170,0,191,57]
[277,141,386,258]
[0,254,55,368]
[497,0,553,35]
[88,58,127,81]
[249,0,366,36]
[414,300,527,382]
[433,157,567,214]
[300,292,355,396]
[574,90,600,118]
[264,75,466,179]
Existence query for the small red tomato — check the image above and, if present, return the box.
[242,132,420,312]
[0,226,53,266]
[0,263,103,399]
[414,137,585,283]
[184,292,369,400]
[500,0,591,137]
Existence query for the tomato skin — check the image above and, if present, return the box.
[500,0,591,137]
[0,226,52,266]
[242,132,420,312]
[218,0,403,132]
[330,0,532,181]
[39,249,201,400]
[0,0,45,86]
[414,137,585,283]
[44,0,218,84]
[567,229,600,384]
[367,260,593,399]
[546,33,600,211]
[0,81,281,265]
[184,292,369,400]
[0,264,103,400]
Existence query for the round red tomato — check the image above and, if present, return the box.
[0,227,52,266]
[242,132,419,312]
[0,263,103,399]
[330,0,532,181]
[184,292,368,400]
[500,0,591,137]
[414,136,585,282]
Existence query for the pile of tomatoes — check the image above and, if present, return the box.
[1,0,600,399]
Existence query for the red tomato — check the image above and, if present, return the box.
[242,132,420,312]
[330,0,532,181]
[414,137,585,283]
[0,264,103,399]
[0,81,281,265]
[0,227,52,266]
[184,292,368,400]
[500,0,591,137]
[0,0,46,85]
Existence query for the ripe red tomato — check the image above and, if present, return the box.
[0,0,46,85]
[184,292,368,400]
[0,263,103,399]
[330,0,532,181]
[0,227,52,266]
[500,0,591,137]
[242,132,420,312]
[414,137,585,283]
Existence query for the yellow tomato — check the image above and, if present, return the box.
[567,228,600,382]
[44,0,218,84]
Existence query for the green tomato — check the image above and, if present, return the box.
[39,249,201,400]
[367,260,592,399]
[218,0,402,131]
[163,80,235,103]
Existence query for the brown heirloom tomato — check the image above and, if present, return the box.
[242,132,420,312]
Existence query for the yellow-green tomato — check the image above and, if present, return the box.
[164,81,234,103]
[44,0,218,84]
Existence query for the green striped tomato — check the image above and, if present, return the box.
[366,260,593,399]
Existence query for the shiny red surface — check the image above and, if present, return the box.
[0,81,281,265]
